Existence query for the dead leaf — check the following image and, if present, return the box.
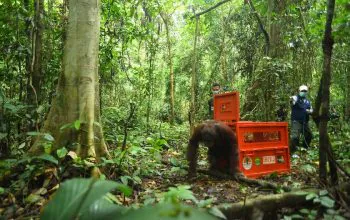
[15,207,24,216]
[25,194,43,204]
[34,188,47,195]
[8,193,16,204]
[67,151,77,160]
[48,184,59,193]
[170,151,181,156]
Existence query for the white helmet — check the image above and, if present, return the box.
[299,85,308,92]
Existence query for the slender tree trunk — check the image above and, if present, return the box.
[165,19,175,125]
[143,3,156,133]
[345,66,350,121]
[146,49,154,133]
[46,0,54,105]
[16,8,23,104]
[24,0,31,103]
[16,7,24,134]
[318,0,337,184]
[26,0,44,131]
[29,0,109,160]
[190,16,199,133]
[32,0,43,104]
[159,12,175,125]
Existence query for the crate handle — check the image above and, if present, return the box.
[244,152,254,156]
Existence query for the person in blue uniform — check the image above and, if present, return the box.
[290,85,313,154]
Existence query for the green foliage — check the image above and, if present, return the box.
[1,0,350,218]
[285,190,343,220]
[41,178,216,220]
[56,147,68,159]
[60,120,82,132]
[41,178,131,220]
[161,185,198,204]
[300,164,317,174]
[0,152,62,207]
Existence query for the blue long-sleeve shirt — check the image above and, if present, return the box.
[291,95,313,123]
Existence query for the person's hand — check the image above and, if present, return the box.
[289,96,295,104]
[306,109,313,114]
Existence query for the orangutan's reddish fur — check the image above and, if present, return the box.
[187,120,241,177]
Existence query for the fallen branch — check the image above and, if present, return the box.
[218,189,318,219]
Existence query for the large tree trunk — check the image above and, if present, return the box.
[265,0,286,121]
[29,0,109,160]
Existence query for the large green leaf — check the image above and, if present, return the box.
[79,197,127,220]
[320,196,335,208]
[17,154,58,165]
[41,178,130,220]
[34,154,58,165]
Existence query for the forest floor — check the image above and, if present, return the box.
[130,150,320,206]
[0,147,321,219]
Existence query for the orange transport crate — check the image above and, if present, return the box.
[213,92,291,178]
[213,92,240,122]
[233,121,289,150]
[233,121,291,178]
[239,146,290,178]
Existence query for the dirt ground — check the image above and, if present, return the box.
[134,155,320,206]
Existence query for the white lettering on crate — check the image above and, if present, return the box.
[263,156,276,164]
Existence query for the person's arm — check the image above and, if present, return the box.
[290,95,298,106]
[306,101,313,114]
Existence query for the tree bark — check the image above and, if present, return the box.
[191,0,231,18]
[23,0,33,132]
[32,0,43,104]
[265,0,286,121]
[346,66,350,122]
[26,0,44,131]
[189,16,199,133]
[142,3,157,133]
[313,76,339,185]
[318,0,337,184]
[160,13,175,125]
[247,0,269,56]
[29,0,109,160]
[219,189,318,220]
[24,0,31,99]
